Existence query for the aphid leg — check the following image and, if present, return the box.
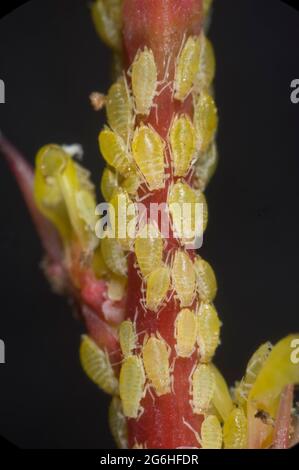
[146,383,156,404]
[182,417,201,446]
[137,405,145,421]
[170,370,175,394]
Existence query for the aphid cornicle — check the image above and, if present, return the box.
[119,355,146,419]
[193,141,218,192]
[223,407,247,449]
[200,415,223,449]
[109,396,128,449]
[191,363,216,414]
[101,166,119,202]
[168,180,208,243]
[174,36,201,101]
[131,47,158,116]
[169,114,196,177]
[99,128,133,176]
[197,302,222,363]
[193,90,218,154]
[194,256,217,303]
[101,236,128,277]
[132,125,165,191]
[119,320,137,358]
[135,223,163,278]
[106,76,134,142]
[234,342,273,407]
[142,335,171,396]
[172,250,196,307]
[146,265,171,312]
[79,335,118,395]
[175,308,197,358]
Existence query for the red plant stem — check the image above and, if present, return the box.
[123,0,204,449]
[272,385,294,449]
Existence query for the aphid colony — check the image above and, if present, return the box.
[80,26,225,449]
[98,31,218,195]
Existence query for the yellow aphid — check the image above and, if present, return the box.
[119,355,146,418]
[131,48,157,116]
[109,397,128,449]
[210,364,234,422]
[191,363,215,414]
[121,172,140,196]
[201,415,223,449]
[146,266,171,312]
[132,125,165,190]
[119,320,137,358]
[174,36,201,101]
[169,114,196,177]
[99,128,133,176]
[101,166,119,202]
[197,302,221,362]
[195,34,216,92]
[91,0,123,51]
[135,223,163,277]
[168,180,208,243]
[248,335,299,416]
[106,76,134,142]
[143,335,171,396]
[194,256,217,302]
[235,342,272,407]
[101,236,127,277]
[194,141,218,192]
[175,309,197,358]
[193,90,218,153]
[79,335,118,395]
[172,250,196,307]
[109,187,136,248]
[223,407,247,449]
[107,274,127,301]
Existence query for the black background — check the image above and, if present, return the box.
[0,0,298,449]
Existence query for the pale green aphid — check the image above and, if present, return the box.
[119,355,146,418]
[79,335,118,395]
[131,47,158,116]
[119,320,137,358]
[109,396,128,449]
